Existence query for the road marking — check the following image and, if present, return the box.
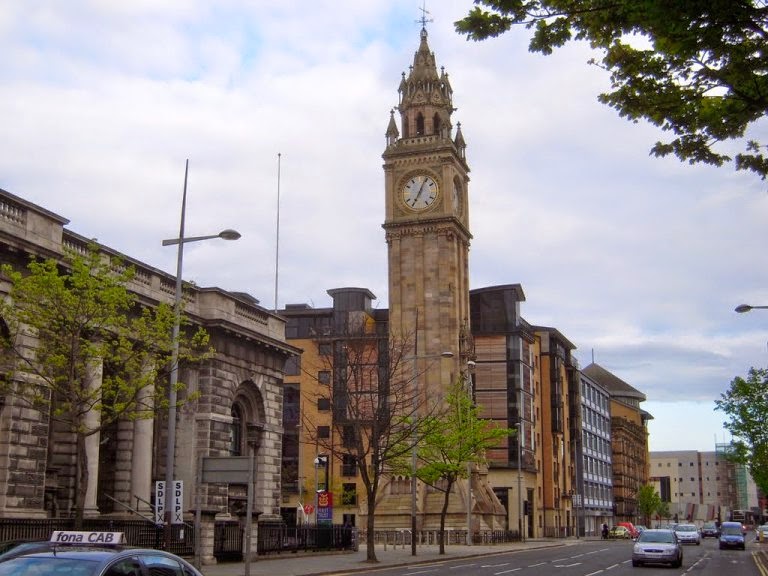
[528,562,547,567]
[495,568,521,575]
[605,563,620,570]
[449,564,477,570]
[585,571,604,576]
[481,563,510,568]
[553,563,582,568]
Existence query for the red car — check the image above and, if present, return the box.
[617,521,639,538]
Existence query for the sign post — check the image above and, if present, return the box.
[155,481,183,525]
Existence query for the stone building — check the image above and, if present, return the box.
[0,188,297,525]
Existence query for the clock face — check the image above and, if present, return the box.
[402,175,438,210]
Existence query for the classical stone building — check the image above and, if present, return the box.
[0,188,297,524]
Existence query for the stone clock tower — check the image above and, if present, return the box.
[383,25,472,391]
[375,25,506,533]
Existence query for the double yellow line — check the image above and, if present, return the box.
[754,549,768,576]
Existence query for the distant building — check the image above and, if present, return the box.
[583,363,650,525]
[650,447,759,525]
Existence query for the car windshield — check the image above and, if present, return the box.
[0,557,99,576]
[721,525,742,535]
[639,531,675,543]
[676,525,696,532]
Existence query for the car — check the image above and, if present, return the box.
[632,528,683,568]
[608,526,632,539]
[634,525,648,534]
[673,523,701,545]
[719,521,746,550]
[0,530,202,576]
[617,521,640,539]
[701,522,720,538]
[0,540,55,562]
[757,524,768,542]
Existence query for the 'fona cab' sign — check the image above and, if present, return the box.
[50,531,126,545]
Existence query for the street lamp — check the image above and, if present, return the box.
[735,304,768,313]
[408,350,453,556]
[162,160,240,537]
[464,360,475,546]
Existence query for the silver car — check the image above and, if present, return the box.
[673,523,701,545]
[632,529,683,568]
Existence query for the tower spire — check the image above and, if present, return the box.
[417,1,433,31]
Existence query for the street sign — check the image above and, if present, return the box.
[317,491,333,525]
[201,456,250,483]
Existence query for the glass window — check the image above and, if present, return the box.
[140,554,184,576]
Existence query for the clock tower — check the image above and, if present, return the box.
[383,24,472,390]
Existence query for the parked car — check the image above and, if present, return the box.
[632,529,683,568]
[617,522,640,539]
[719,521,746,550]
[756,524,768,542]
[609,526,632,539]
[673,523,701,545]
[701,522,720,538]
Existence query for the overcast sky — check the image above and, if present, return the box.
[2,1,767,452]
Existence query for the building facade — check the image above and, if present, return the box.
[0,188,296,528]
[583,363,650,525]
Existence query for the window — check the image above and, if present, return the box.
[342,483,357,506]
[318,426,330,439]
[317,398,330,411]
[139,554,184,576]
[318,342,332,356]
[230,404,243,456]
[342,454,357,476]
[318,370,331,385]
[284,354,300,376]
[105,559,143,576]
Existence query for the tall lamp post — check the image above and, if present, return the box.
[464,360,475,546]
[162,160,240,536]
[408,350,453,556]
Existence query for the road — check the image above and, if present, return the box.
[346,537,767,576]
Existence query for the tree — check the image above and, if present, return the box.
[715,367,768,495]
[456,1,768,180]
[637,484,662,528]
[300,327,434,563]
[0,244,211,525]
[412,378,513,554]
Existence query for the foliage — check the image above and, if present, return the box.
[413,377,513,554]
[636,484,662,527]
[456,1,768,180]
[0,244,212,523]
[715,367,768,495]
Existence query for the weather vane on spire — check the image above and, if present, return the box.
[417,1,433,30]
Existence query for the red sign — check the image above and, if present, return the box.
[303,504,314,515]
[318,491,332,507]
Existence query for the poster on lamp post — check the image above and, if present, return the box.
[317,491,333,525]
[154,480,184,524]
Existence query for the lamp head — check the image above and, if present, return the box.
[218,229,241,241]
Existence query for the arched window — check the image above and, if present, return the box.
[415,113,425,136]
[432,113,441,135]
[230,404,243,456]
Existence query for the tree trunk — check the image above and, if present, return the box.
[438,478,455,555]
[366,497,378,562]
[74,432,89,529]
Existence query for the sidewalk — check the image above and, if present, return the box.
[200,538,582,576]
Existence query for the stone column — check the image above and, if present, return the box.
[83,357,103,517]
[131,379,155,513]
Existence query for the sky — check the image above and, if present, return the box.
[2,1,767,453]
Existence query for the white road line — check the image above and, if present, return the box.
[481,563,510,568]
[449,564,478,570]
[553,563,582,568]
[528,562,547,567]
[585,571,604,576]
[495,568,522,575]
[605,563,620,570]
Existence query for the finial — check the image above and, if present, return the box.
[417,1,433,31]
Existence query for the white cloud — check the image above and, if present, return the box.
[2,0,767,452]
